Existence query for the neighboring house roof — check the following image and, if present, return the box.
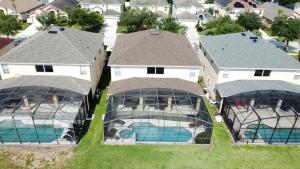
[199,31,300,70]
[173,0,203,8]
[108,77,203,96]
[50,0,79,11]
[109,30,201,67]
[103,9,120,15]
[176,11,198,20]
[0,75,91,95]
[130,0,169,6]
[0,0,42,13]
[216,80,300,97]
[215,0,261,9]
[262,2,295,22]
[79,0,124,4]
[0,37,13,50]
[0,26,104,65]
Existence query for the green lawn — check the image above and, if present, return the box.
[63,89,300,169]
[20,22,31,30]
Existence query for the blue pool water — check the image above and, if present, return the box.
[119,122,192,142]
[119,129,133,139]
[0,120,64,143]
[245,124,300,143]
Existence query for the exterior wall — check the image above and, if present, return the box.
[217,69,300,86]
[0,7,22,19]
[0,41,14,57]
[80,3,123,14]
[110,66,200,82]
[131,5,170,15]
[0,64,91,81]
[89,44,106,96]
[175,6,204,15]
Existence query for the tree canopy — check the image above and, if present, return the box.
[236,11,262,31]
[118,8,186,34]
[271,15,300,51]
[204,16,245,35]
[0,13,22,37]
[37,7,104,33]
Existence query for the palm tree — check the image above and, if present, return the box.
[10,0,17,16]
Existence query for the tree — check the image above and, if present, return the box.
[37,12,58,29]
[10,0,17,15]
[236,11,262,31]
[0,13,22,37]
[205,0,214,4]
[118,8,159,32]
[68,7,104,32]
[157,16,187,34]
[204,16,245,35]
[271,15,300,51]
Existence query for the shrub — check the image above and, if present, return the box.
[195,131,211,144]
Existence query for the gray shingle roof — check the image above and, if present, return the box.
[79,0,124,4]
[0,75,91,95]
[216,80,300,97]
[108,77,203,95]
[199,32,300,70]
[176,11,198,20]
[130,0,169,6]
[108,30,201,67]
[0,0,42,13]
[173,0,203,7]
[50,0,79,11]
[0,27,104,65]
[262,2,294,22]
[103,9,121,15]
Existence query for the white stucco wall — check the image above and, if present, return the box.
[80,3,123,14]
[110,66,200,82]
[0,64,91,81]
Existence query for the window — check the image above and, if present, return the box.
[164,7,168,12]
[1,64,9,74]
[80,66,88,75]
[189,72,196,78]
[35,65,44,72]
[222,73,229,78]
[147,67,156,74]
[294,75,300,80]
[156,67,164,74]
[263,70,271,76]
[35,65,53,72]
[204,52,206,56]
[115,68,121,77]
[44,65,53,72]
[254,70,271,77]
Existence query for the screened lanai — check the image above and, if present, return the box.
[104,78,213,144]
[217,80,300,144]
[0,76,92,144]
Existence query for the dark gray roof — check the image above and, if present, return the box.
[0,75,91,95]
[50,0,79,11]
[216,80,300,97]
[176,11,198,20]
[199,32,300,70]
[0,0,42,13]
[173,0,203,7]
[109,30,201,67]
[108,77,203,95]
[130,0,170,6]
[79,0,124,4]
[262,2,294,22]
[0,27,104,65]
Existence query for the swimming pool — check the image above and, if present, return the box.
[119,122,192,142]
[0,120,64,143]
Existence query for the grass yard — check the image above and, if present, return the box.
[63,89,300,169]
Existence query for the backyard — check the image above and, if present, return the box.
[1,89,300,169]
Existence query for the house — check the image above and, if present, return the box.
[199,32,300,144]
[0,26,105,144]
[79,0,124,15]
[103,30,213,144]
[0,0,43,20]
[214,0,263,20]
[172,0,205,27]
[0,37,14,57]
[261,2,300,25]
[129,0,171,17]
[27,0,79,23]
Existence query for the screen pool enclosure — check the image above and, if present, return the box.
[0,86,89,144]
[104,88,213,144]
[222,90,300,144]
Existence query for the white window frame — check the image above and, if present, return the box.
[2,64,9,74]
[80,66,88,75]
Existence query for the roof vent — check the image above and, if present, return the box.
[59,27,65,31]
[250,36,258,43]
[48,30,58,34]
[241,32,246,36]
[150,29,161,35]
